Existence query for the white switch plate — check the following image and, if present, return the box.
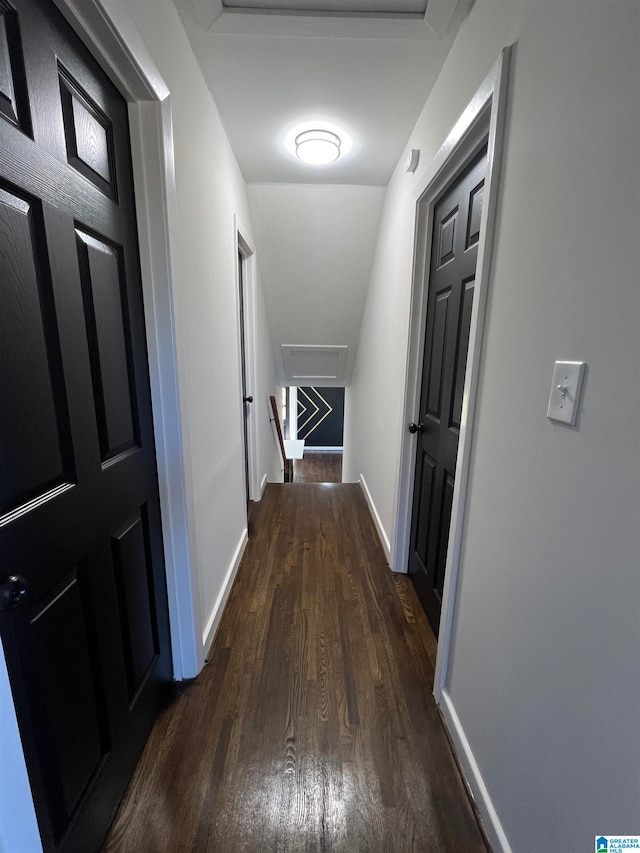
[547,361,586,425]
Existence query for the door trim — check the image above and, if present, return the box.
[235,215,260,504]
[50,0,203,682]
[391,48,511,702]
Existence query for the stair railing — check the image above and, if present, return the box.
[269,395,293,482]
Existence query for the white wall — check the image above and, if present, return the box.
[248,184,385,384]
[345,1,640,849]
[122,0,280,652]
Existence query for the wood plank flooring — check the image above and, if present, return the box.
[102,484,488,853]
[293,452,342,483]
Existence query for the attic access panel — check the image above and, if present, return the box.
[222,0,427,14]
[281,345,348,384]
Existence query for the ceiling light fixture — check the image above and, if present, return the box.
[295,129,341,165]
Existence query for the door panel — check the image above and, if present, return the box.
[426,287,451,420]
[414,451,436,568]
[59,66,116,199]
[26,569,109,835]
[0,3,29,130]
[0,1,172,851]
[408,146,487,636]
[0,12,18,122]
[450,277,475,430]
[111,509,159,700]
[76,230,137,460]
[0,187,73,512]
[437,206,457,267]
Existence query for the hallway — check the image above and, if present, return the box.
[293,452,343,483]
[102,484,487,852]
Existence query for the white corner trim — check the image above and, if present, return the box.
[202,529,248,658]
[260,473,268,496]
[128,101,202,682]
[358,475,391,561]
[440,690,512,853]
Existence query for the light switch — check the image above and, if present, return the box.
[547,361,586,425]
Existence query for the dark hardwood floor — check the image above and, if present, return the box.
[293,451,342,483]
[102,484,488,852]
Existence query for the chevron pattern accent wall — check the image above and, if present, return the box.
[297,387,345,446]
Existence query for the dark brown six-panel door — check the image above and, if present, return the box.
[408,146,487,637]
[0,1,172,851]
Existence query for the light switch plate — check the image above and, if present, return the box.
[547,361,586,425]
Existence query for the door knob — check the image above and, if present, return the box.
[243,396,254,404]
[408,422,424,434]
[0,575,28,611]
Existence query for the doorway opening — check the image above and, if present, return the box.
[238,248,251,508]
[287,386,344,483]
[407,144,488,638]
[235,223,259,517]
[391,49,510,703]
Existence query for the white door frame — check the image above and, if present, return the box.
[289,386,298,439]
[234,216,261,503]
[391,48,511,702]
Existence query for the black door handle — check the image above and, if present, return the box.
[0,575,28,611]
[408,422,424,434]
[243,396,254,404]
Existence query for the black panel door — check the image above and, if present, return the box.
[0,1,172,851]
[408,146,487,637]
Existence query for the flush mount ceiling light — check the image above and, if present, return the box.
[295,129,341,165]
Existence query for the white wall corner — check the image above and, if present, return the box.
[202,528,248,658]
[439,689,512,853]
[358,475,391,561]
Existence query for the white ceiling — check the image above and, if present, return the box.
[172,0,470,385]
[173,0,469,185]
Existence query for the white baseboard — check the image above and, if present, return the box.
[260,473,268,496]
[202,528,248,659]
[358,474,391,561]
[304,446,343,452]
[440,689,511,853]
